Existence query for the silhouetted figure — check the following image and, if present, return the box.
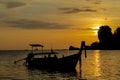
[44,55,47,58]
[54,54,57,59]
[26,53,34,64]
[62,55,64,58]
[48,54,51,58]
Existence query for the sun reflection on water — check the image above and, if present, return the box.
[94,50,101,77]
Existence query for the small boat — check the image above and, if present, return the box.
[14,41,87,72]
[24,41,87,72]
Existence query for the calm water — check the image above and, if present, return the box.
[0,50,120,80]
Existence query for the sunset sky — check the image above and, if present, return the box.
[0,0,120,50]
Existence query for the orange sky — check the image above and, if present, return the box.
[0,0,120,50]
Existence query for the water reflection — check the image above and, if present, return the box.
[94,50,101,77]
[76,61,82,78]
[76,58,87,80]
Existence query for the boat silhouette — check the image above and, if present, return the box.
[14,41,87,72]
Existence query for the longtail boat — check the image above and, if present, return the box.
[15,41,87,72]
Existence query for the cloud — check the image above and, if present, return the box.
[72,27,93,30]
[0,14,6,18]
[3,19,71,30]
[85,0,103,4]
[0,1,26,9]
[59,7,97,14]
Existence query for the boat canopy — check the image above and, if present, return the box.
[29,44,44,47]
[29,44,58,54]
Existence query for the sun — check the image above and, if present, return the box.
[93,26,100,35]
[93,26,100,30]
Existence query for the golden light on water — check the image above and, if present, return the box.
[94,50,101,76]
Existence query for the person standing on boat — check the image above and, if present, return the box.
[26,53,34,64]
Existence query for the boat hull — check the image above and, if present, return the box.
[27,53,79,72]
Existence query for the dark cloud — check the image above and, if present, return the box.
[59,7,97,14]
[85,0,103,4]
[0,1,26,9]
[72,28,93,30]
[84,0,106,12]
[3,19,71,30]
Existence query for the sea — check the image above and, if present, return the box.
[0,50,120,80]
